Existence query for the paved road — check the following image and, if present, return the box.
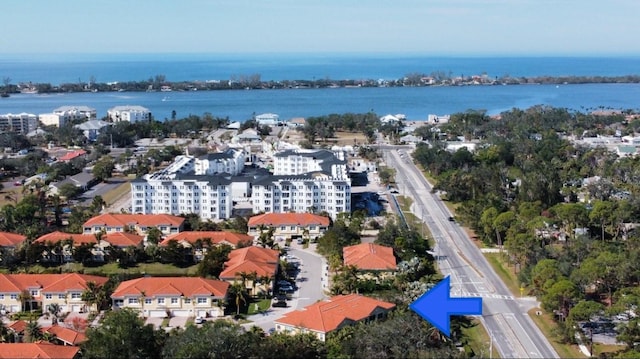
[242,244,328,333]
[384,147,559,359]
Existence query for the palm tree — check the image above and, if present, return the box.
[0,320,12,343]
[48,303,61,324]
[81,281,100,313]
[18,290,33,313]
[229,282,247,316]
[25,320,42,343]
[247,271,258,297]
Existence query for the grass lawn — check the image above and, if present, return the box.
[318,131,368,146]
[483,252,523,296]
[102,181,131,206]
[247,299,272,315]
[593,343,626,357]
[161,318,170,328]
[27,262,199,276]
[0,187,25,207]
[396,195,434,242]
[463,319,501,358]
[527,307,586,359]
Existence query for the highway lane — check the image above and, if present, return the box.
[384,148,558,359]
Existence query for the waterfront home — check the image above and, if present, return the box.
[111,277,229,318]
[219,246,280,296]
[274,294,396,341]
[0,273,108,314]
[107,105,151,123]
[160,231,253,261]
[247,213,330,243]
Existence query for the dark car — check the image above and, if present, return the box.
[448,216,455,222]
[272,300,287,308]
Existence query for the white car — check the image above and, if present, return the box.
[194,316,204,324]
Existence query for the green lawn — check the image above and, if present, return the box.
[27,262,199,276]
[102,181,131,207]
[247,299,272,315]
[528,307,586,359]
[483,252,523,296]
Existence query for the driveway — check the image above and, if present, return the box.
[145,316,164,329]
[168,316,189,330]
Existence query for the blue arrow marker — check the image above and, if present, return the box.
[410,276,482,337]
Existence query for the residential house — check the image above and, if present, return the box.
[111,277,229,318]
[342,243,397,279]
[0,343,80,359]
[74,119,110,141]
[34,231,103,263]
[82,214,185,236]
[255,113,282,126]
[49,170,98,196]
[160,231,253,262]
[0,273,108,314]
[247,213,330,242]
[41,325,87,346]
[58,150,87,163]
[102,232,144,249]
[0,232,27,255]
[219,246,280,296]
[274,294,396,341]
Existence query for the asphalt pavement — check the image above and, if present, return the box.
[384,147,559,359]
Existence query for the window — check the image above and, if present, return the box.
[59,294,65,299]
[10,294,17,300]
[0,294,4,300]
[30,290,38,296]
[128,298,138,304]
[71,292,82,299]
[184,298,191,304]
[158,298,165,304]
[197,297,207,304]
[45,294,52,300]
[171,297,178,304]
[145,298,152,305]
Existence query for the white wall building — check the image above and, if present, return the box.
[0,113,38,134]
[193,149,245,176]
[39,113,69,127]
[54,106,96,120]
[255,113,282,126]
[107,105,151,123]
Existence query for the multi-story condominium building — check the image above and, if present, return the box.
[0,113,38,134]
[0,273,108,314]
[131,149,245,220]
[107,105,151,123]
[111,277,229,318]
[132,148,350,220]
[54,106,96,120]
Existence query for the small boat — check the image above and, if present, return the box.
[0,92,9,98]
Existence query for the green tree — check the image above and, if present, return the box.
[196,244,232,278]
[541,279,580,320]
[82,308,165,359]
[92,155,115,182]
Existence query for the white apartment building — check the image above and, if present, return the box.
[130,149,245,220]
[251,174,351,219]
[54,106,96,120]
[255,113,283,126]
[39,113,68,127]
[131,148,350,221]
[0,113,38,134]
[107,105,151,123]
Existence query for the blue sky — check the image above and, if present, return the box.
[3,0,639,55]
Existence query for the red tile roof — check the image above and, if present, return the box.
[219,247,279,280]
[111,277,229,298]
[0,273,108,294]
[160,231,252,248]
[275,294,395,334]
[34,231,98,246]
[0,231,27,247]
[59,150,87,162]
[343,243,397,270]
[103,232,144,247]
[83,213,185,229]
[248,213,330,227]
[0,343,80,358]
[42,325,87,345]
[8,320,27,333]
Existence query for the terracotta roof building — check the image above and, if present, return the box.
[111,277,229,318]
[0,343,80,359]
[219,246,280,296]
[248,213,330,242]
[160,231,253,261]
[82,213,185,236]
[274,294,396,341]
[58,150,87,162]
[42,324,87,346]
[0,232,27,249]
[343,243,397,271]
[0,273,108,314]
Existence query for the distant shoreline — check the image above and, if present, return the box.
[4,74,640,96]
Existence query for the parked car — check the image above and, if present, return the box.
[277,280,293,287]
[279,284,295,293]
[194,316,204,324]
[272,300,287,308]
